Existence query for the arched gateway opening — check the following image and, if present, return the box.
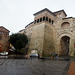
[60,36,70,56]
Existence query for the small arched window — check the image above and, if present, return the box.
[34,20,36,24]
[40,18,42,22]
[37,19,39,23]
[49,18,51,23]
[61,22,70,28]
[52,20,54,24]
[46,17,48,21]
[43,17,45,21]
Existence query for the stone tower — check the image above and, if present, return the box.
[28,9,56,56]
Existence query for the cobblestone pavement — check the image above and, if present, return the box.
[0,59,69,75]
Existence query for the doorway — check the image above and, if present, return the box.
[60,36,70,56]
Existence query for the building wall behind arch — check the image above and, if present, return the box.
[54,18,75,56]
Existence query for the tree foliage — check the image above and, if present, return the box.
[9,33,28,53]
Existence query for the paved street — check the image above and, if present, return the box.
[67,61,75,75]
[0,59,69,75]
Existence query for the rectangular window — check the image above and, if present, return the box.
[6,32,7,36]
[0,36,2,40]
[0,32,1,34]
[2,32,3,35]
[0,32,3,35]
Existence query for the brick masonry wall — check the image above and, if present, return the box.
[0,27,10,52]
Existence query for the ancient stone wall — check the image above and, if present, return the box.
[54,18,75,56]
[29,23,45,56]
[26,8,75,56]
[42,23,55,56]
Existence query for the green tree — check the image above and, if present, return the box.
[9,33,28,54]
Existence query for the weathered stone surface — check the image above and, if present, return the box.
[29,23,45,56]
[43,23,55,56]
[24,8,75,56]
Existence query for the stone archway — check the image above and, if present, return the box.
[61,22,70,28]
[60,36,70,56]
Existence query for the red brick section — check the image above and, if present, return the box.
[67,62,75,75]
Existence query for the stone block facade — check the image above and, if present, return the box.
[23,8,75,56]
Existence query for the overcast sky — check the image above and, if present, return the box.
[0,0,75,34]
